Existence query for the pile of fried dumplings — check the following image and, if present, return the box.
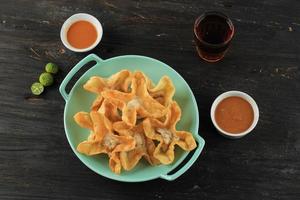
[74,70,197,174]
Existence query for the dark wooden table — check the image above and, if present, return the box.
[1,0,299,199]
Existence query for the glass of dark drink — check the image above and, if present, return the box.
[194,11,234,62]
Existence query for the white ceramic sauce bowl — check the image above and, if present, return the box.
[60,13,103,52]
[210,91,259,139]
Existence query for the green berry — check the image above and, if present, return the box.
[39,72,54,86]
[45,62,59,74]
[31,82,44,95]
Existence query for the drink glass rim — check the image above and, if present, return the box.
[194,11,235,48]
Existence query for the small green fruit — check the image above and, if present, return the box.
[45,63,59,74]
[31,82,44,95]
[39,72,54,86]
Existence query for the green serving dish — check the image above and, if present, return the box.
[59,54,205,182]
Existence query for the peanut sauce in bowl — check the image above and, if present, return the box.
[211,91,259,139]
[60,13,103,52]
[67,20,98,49]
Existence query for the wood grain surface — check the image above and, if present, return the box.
[0,0,299,199]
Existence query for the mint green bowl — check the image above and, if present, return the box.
[59,54,205,182]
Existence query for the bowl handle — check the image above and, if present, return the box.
[160,135,205,181]
[59,54,103,101]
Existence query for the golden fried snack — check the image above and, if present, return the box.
[149,76,175,106]
[74,70,197,174]
[109,152,122,174]
[107,70,132,92]
[91,95,104,111]
[113,122,159,170]
[143,101,197,164]
[101,71,167,126]
[141,71,154,89]
[74,111,93,130]
[98,99,121,122]
[84,70,132,111]
[75,111,136,174]
[141,72,174,106]
[83,76,107,94]
[84,70,131,94]
[74,111,112,141]
[77,133,135,174]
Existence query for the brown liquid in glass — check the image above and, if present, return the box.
[198,15,232,44]
[194,12,234,62]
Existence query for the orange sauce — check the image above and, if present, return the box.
[215,96,254,134]
[67,20,97,49]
